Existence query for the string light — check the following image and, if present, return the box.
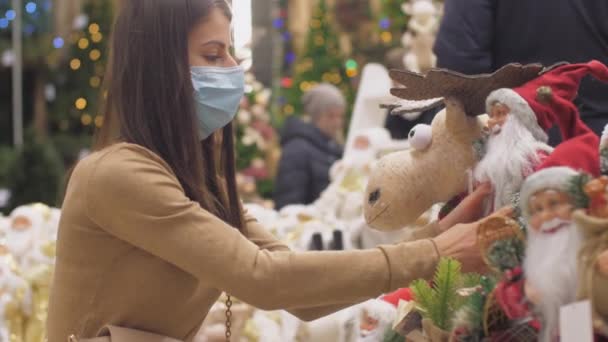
[78,38,90,49]
[5,10,16,21]
[52,37,64,49]
[280,77,293,88]
[381,31,392,44]
[75,98,88,110]
[89,49,101,61]
[88,23,100,34]
[95,116,104,127]
[70,58,81,70]
[345,59,358,78]
[89,76,101,88]
[379,17,391,30]
[91,32,103,43]
[81,114,92,126]
[283,105,294,115]
[25,2,37,14]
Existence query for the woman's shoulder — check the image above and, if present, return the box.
[73,142,175,188]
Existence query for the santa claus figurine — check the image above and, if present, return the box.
[475,60,608,213]
[520,167,583,341]
[520,130,602,341]
[339,299,397,342]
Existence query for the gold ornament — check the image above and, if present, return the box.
[536,86,553,104]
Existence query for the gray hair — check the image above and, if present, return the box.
[302,83,346,121]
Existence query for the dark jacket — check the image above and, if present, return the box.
[434,0,608,139]
[274,117,343,210]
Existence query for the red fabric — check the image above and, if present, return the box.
[513,60,608,140]
[536,132,601,177]
[494,267,541,331]
[381,287,414,307]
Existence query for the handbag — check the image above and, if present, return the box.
[68,325,184,342]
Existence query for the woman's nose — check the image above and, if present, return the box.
[226,55,238,67]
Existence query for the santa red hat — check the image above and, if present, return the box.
[520,132,600,218]
[486,60,608,143]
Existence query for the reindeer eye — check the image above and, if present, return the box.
[408,124,432,150]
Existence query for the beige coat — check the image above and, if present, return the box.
[46,143,439,342]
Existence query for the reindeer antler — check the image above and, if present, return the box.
[387,63,559,116]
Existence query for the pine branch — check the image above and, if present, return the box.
[461,273,482,288]
[383,327,406,342]
[432,258,462,330]
[487,238,525,272]
[567,173,592,209]
[411,279,434,320]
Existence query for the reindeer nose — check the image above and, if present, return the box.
[368,188,381,205]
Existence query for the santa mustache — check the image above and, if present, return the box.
[491,124,501,135]
[537,217,571,234]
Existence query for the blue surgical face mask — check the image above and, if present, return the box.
[191,65,245,140]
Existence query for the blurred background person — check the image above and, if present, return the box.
[434,0,608,144]
[274,83,345,209]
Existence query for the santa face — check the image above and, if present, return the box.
[6,215,36,259]
[527,189,574,233]
[524,211,581,340]
[474,114,546,210]
[487,102,510,133]
[357,311,385,342]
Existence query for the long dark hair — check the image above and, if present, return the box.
[94,0,244,230]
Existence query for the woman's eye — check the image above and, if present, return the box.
[204,55,223,63]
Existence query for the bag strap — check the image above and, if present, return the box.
[68,326,183,342]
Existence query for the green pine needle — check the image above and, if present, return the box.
[487,238,525,272]
[383,327,406,342]
[567,173,592,209]
[411,279,434,319]
[411,258,482,332]
[433,258,462,329]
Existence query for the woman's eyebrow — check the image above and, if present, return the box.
[200,40,227,49]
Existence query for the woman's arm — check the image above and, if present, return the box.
[88,148,439,311]
[243,214,360,321]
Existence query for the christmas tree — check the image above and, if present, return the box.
[48,0,112,165]
[281,0,355,123]
[49,0,112,137]
[376,0,408,49]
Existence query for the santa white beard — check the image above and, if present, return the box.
[474,115,550,211]
[524,219,581,341]
[6,229,35,260]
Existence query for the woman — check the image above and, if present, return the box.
[47,1,493,341]
[274,83,345,209]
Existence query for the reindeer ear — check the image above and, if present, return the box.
[386,63,546,116]
[381,98,443,115]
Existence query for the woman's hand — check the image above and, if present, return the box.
[438,182,493,232]
[596,250,608,276]
[432,206,514,273]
